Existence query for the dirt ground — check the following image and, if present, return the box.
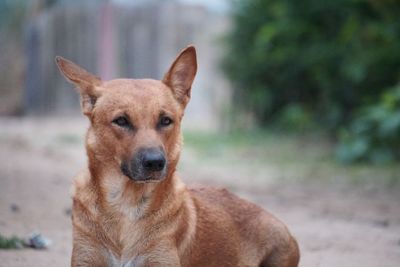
[0,117,399,267]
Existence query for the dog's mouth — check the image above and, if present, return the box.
[131,176,166,183]
[120,149,167,183]
[121,169,167,183]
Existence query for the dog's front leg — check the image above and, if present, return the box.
[140,257,181,267]
[71,239,111,267]
[132,243,181,267]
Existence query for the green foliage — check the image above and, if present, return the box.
[224,0,400,130]
[336,85,400,164]
[223,0,400,163]
[277,104,314,131]
[0,233,23,249]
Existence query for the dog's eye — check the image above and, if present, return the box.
[159,116,173,127]
[112,116,131,128]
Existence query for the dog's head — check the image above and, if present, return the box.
[56,46,197,183]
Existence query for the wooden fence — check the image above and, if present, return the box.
[24,1,231,130]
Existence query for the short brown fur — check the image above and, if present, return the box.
[56,46,300,267]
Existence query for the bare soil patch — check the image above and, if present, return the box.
[0,117,399,267]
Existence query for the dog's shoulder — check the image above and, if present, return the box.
[71,169,91,198]
[70,169,99,217]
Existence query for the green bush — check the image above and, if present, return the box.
[223,0,400,131]
[223,0,400,163]
[336,85,400,164]
[276,104,314,131]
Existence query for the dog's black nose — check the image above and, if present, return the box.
[141,149,166,172]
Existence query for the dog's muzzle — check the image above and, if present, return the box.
[121,148,167,182]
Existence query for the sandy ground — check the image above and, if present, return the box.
[0,117,399,267]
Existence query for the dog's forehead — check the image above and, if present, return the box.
[99,78,178,108]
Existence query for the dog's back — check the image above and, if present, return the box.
[179,187,299,267]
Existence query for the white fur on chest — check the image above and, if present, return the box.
[103,173,155,221]
[109,253,146,267]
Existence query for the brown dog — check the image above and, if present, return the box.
[56,46,299,267]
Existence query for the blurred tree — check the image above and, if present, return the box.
[336,84,400,164]
[223,0,400,133]
[0,0,27,115]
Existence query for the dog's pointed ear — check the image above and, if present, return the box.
[162,46,197,108]
[55,56,102,116]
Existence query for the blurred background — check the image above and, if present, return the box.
[0,0,399,266]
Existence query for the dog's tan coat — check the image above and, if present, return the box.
[56,46,300,267]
